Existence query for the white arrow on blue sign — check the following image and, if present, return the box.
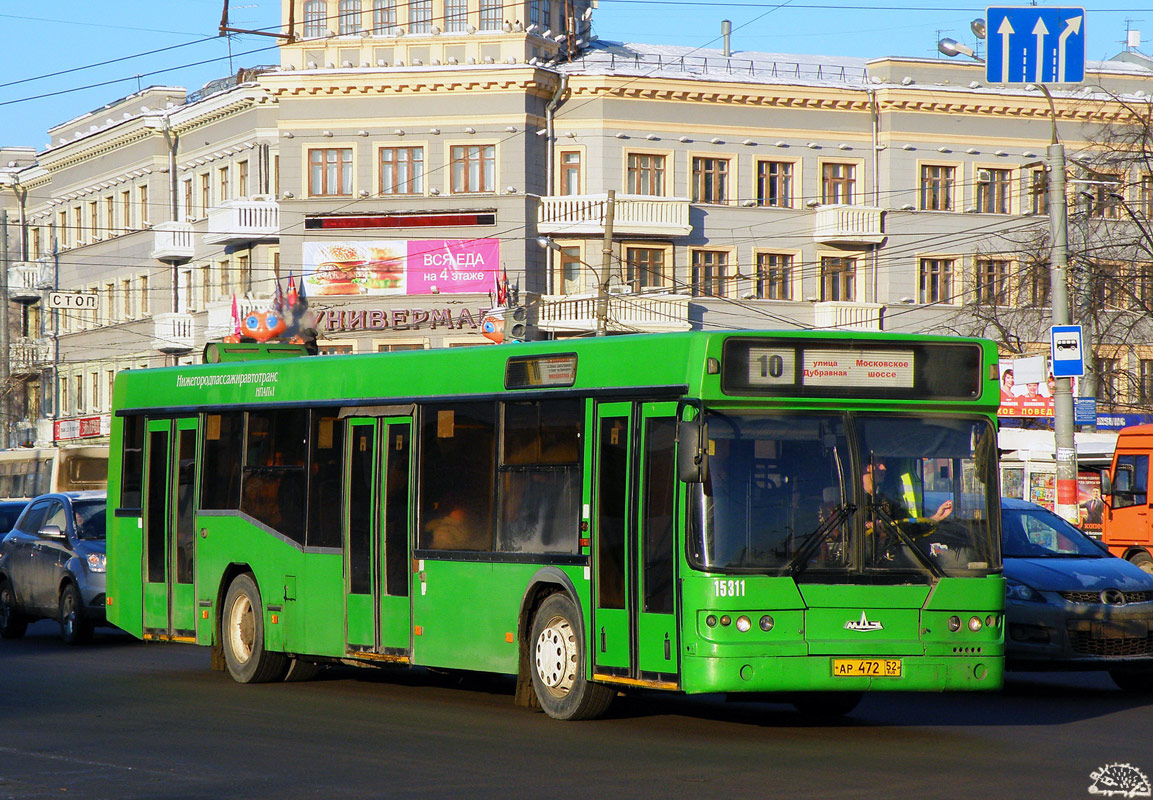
[986,6,1086,84]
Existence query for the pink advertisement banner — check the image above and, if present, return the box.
[302,239,500,297]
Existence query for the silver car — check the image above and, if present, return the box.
[1002,498,1153,691]
[0,491,107,644]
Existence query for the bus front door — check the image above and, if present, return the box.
[344,417,413,657]
[141,418,198,640]
[591,402,679,685]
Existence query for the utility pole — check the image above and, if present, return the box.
[596,189,615,336]
[1,210,10,449]
[1040,85,1080,525]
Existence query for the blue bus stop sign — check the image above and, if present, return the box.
[986,7,1086,84]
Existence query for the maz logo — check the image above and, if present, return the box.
[844,612,884,632]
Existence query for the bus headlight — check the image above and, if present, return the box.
[86,552,107,573]
[759,615,774,632]
[947,615,962,632]
[735,615,752,633]
[968,616,983,632]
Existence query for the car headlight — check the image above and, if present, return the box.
[86,552,106,573]
[1005,579,1043,602]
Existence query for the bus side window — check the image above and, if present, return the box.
[419,402,496,552]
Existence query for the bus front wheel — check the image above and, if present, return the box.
[529,593,614,721]
[221,574,287,684]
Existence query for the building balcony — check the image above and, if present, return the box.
[8,262,42,303]
[536,291,693,334]
[813,301,883,331]
[812,204,885,245]
[204,198,280,245]
[537,194,692,237]
[10,336,53,375]
[151,221,195,262]
[152,312,196,353]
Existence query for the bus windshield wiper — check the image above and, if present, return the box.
[871,504,946,578]
[785,504,856,578]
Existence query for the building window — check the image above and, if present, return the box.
[820,256,855,301]
[139,186,149,226]
[692,157,729,204]
[304,0,327,38]
[919,258,954,304]
[691,250,728,297]
[379,146,424,194]
[30,228,40,259]
[625,246,666,290]
[1086,173,1123,219]
[1141,174,1153,219]
[121,279,134,319]
[139,275,149,315]
[1097,357,1121,404]
[1138,360,1153,406]
[1022,259,1051,306]
[557,246,582,294]
[627,153,665,196]
[975,258,1010,306]
[73,207,83,244]
[218,166,230,203]
[238,161,249,198]
[756,253,793,300]
[756,161,793,208]
[372,0,396,32]
[57,211,68,247]
[1029,169,1049,215]
[89,201,99,241]
[445,0,467,31]
[338,0,362,34]
[450,145,495,193]
[309,148,354,196]
[409,0,432,32]
[105,197,115,236]
[200,173,211,213]
[560,151,581,195]
[821,163,855,204]
[977,168,1011,214]
[76,375,84,416]
[920,165,955,211]
[479,0,501,30]
[530,0,550,29]
[121,191,132,230]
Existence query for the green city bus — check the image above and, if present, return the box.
[106,331,1004,719]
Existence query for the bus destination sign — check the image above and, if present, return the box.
[744,347,914,390]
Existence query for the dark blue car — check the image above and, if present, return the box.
[1002,498,1153,691]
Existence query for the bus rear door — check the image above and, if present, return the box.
[142,418,199,640]
[592,401,679,686]
[344,416,413,657]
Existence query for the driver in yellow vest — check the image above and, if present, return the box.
[862,460,954,529]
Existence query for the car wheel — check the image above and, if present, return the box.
[792,692,864,718]
[1129,550,1153,575]
[528,593,615,721]
[0,580,28,640]
[221,573,287,684]
[1109,669,1153,693]
[59,583,93,645]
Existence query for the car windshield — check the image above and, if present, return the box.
[72,499,107,540]
[1002,504,1105,558]
[687,411,1000,580]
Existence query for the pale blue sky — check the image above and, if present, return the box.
[0,1,1147,150]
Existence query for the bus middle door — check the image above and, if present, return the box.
[344,417,413,657]
[141,417,199,640]
[591,401,679,686]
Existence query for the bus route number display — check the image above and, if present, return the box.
[746,346,915,390]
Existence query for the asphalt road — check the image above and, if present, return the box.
[1,620,1150,800]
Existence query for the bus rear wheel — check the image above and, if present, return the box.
[529,593,614,721]
[0,580,27,640]
[222,574,287,684]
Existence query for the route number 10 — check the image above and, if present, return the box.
[747,347,795,386]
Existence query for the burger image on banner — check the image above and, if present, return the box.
[309,244,367,295]
[362,244,407,295]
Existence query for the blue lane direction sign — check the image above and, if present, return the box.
[986,6,1086,84]
[1051,324,1084,378]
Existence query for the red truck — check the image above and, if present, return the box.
[1101,424,1153,573]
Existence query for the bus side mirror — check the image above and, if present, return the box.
[677,420,707,484]
[1100,471,1112,498]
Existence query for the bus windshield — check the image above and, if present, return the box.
[688,412,1000,579]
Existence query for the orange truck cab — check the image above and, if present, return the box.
[1102,424,1153,574]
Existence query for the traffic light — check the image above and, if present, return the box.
[508,305,528,342]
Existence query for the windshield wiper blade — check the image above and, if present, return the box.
[785,503,856,578]
[871,504,946,578]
